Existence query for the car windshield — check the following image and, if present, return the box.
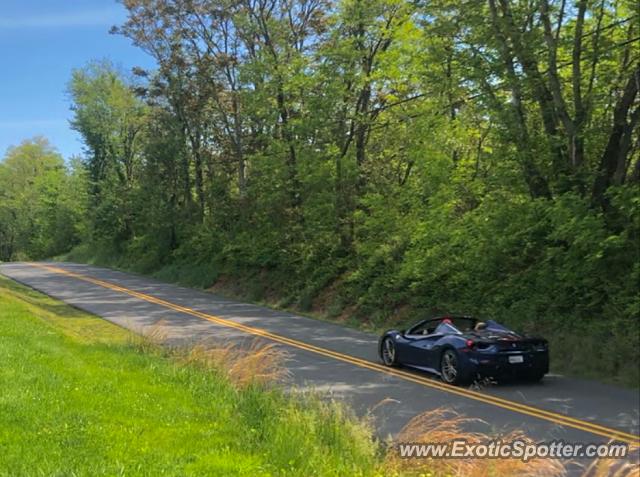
[434,322,460,335]
[485,320,511,332]
[407,317,478,335]
[450,317,478,331]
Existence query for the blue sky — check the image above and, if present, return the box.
[0,1,156,159]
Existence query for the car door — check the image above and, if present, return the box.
[404,333,443,369]
[402,319,442,368]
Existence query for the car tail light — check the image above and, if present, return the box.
[465,339,475,349]
[534,341,548,352]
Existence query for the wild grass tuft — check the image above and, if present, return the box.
[386,408,561,477]
[177,340,291,388]
[579,452,640,477]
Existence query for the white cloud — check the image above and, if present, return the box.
[0,8,124,29]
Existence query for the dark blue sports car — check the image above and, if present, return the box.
[378,316,549,385]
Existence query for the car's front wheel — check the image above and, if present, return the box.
[381,337,398,367]
[440,349,469,385]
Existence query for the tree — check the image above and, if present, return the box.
[69,61,147,247]
[0,138,86,260]
[447,0,639,201]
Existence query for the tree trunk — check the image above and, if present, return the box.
[592,64,639,209]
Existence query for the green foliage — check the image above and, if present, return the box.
[352,186,639,385]
[0,138,87,260]
[68,61,148,250]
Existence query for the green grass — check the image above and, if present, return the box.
[0,276,381,477]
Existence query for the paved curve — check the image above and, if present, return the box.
[2,262,639,450]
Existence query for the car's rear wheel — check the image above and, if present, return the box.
[381,337,398,367]
[440,349,468,385]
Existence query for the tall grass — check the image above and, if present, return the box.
[178,341,291,388]
[385,408,565,477]
[385,407,639,477]
[581,456,640,477]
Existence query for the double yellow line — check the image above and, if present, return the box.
[29,263,640,446]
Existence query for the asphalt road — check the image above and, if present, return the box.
[2,261,639,450]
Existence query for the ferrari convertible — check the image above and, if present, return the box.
[378,316,549,385]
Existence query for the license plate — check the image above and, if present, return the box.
[508,355,524,364]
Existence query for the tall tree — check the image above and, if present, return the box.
[69,62,147,246]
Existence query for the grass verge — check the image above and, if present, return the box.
[0,275,379,476]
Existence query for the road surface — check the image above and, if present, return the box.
[1,262,638,451]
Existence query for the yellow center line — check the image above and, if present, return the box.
[30,262,640,446]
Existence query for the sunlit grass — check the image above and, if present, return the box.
[0,276,379,476]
